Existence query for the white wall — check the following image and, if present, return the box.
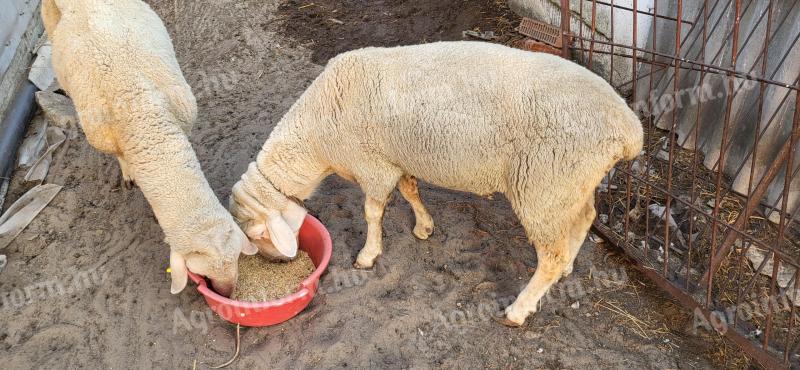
[1,0,40,80]
[0,0,42,120]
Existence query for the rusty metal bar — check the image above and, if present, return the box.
[684,0,709,290]
[582,0,693,25]
[609,0,615,85]
[642,0,658,261]
[611,165,800,266]
[787,269,799,362]
[589,0,597,70]
[764,255,780,349]
[662,0,682,277]
[592,224,789,370]
[686,75,800,222]
[578,0,585,63]
[707,15,800,173]
[733,0,774,328]
[647,0,747,101]
[561,0,571,58]
[706,0,740,298]
[705,88,800,283]
[586,0,799,366]
[769,51,800,350]
[603,0,617,237]
[567,35,800,91]
[623,0,638,245]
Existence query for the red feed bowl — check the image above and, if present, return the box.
[187,215,332,327]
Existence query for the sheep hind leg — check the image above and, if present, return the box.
[563,195,596,278]
[117,156,135,189]
[502,237,570,327]
[397,175,434,239]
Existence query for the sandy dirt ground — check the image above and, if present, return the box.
[1,0,750,368]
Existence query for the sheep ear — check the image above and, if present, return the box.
[281,201,307,233]
[266,212,298,258]
[169,251,188,294]
[241,242,258,255]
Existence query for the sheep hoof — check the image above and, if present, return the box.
[122,178,137,189]
[413,224,434,240]
[119,176,135,190]
[493,314,523,328]
[353,260,374,269]
[353,254,378,269]
[500,305,528,327]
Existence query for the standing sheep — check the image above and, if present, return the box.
[230,41,643,326]
[42,0,256,296]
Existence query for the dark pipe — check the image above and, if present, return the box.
[0,82,39,183]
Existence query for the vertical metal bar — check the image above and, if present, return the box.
[735,0,773,327]
[579,0,585,63]
[590,0,597,69]
[643,0,658,261]
[748,1,774,198]
[771,87,799,351]
[763,256,779,349]
[610,0,615,85]
[603,0,617,238]
[686,0,709,291]
[624,0,638,245]
[561,0,571,58]
[787,268,798,363]
[663,0,683,277]
[707,0,742,304]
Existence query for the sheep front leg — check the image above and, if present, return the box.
[502,238,570,326]
[397,175,434,239]
[354,196,390,269]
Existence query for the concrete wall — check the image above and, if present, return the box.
[1,0,43,121]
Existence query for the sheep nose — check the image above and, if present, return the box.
[211,279,235,297]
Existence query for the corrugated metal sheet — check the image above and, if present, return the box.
[634,0,800,222]
[509,0,800,221]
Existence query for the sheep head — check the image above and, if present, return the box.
[229,168,307,260]
[168,216,258,297]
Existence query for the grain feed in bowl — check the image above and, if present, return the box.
[230,251,315,302]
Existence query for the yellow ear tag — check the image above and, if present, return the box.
[166,267,172,273]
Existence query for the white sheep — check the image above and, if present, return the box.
[42,0,256,296]
[230,41,643,326]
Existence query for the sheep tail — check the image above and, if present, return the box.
[612,106,644,161]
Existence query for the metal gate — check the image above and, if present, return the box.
[550,0,800,368]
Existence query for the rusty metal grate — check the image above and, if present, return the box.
[518,17,562,48]
[558,0,800,368]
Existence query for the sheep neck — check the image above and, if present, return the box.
[257,141,327,201]
[121,126,228,243]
